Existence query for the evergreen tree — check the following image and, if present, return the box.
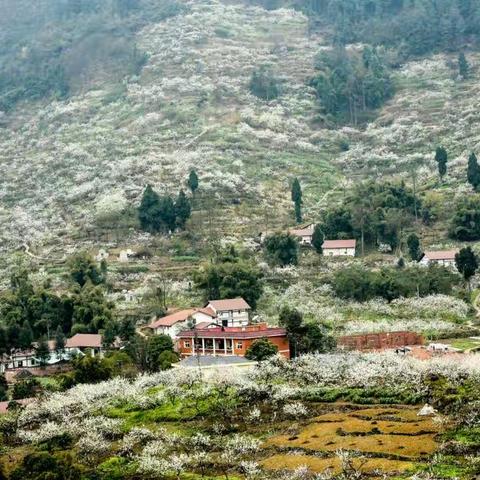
[458,52,469,79]
[264,233,299,266]
[175,189,191,229]
[138,185,161,233]
[435,146,448,180]
[159,196,176,232]
[18,321,34,350]
[467,153,480,190]
[406,233,421,261]
[455,246,478,290]
[102,321,117,348]
[291,178,302,224]
[67,252,104,287]
[187,169,199,194]
[54,325,65,353]
[35,337,50,367]
[245,338,278,361]
[312,224,324,254]
[119,318,136,342]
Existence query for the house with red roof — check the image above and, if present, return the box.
[205,298,251,327]
[148,308,216,338]
[289,223,315,245]
[322,239,356,257]
[419,250,458,268]
[177,323,290,359]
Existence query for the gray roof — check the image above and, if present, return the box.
[176,355,255,367]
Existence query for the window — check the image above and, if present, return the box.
[236,341,243,349]
[222,319,228,327]
[184,341,191,348]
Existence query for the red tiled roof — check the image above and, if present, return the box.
[195,321,217,330]
[207,298,251,311]
[323,239,356,249]
[290,224,314,237]
[423,250,458,260]
[66,334,102,349]
[149,307,216,329]
[178,326,286,339]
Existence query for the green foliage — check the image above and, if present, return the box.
[312,224,324,254]
[449,195,480,241]
[54,325,65,352]
[458,52,469,79]
[35,336,50,366]
[193,261,263,309]
[435,146,448,179]
[407,233,422,261]
[332,264,460,302]
[291,178,302,223]
[71,284,114,333]
[455,247,478,285]
[12,378,40,400]
[67,252,104,287]
[245,338,278,361]
[264,233,299,266]
[97,457,136,480]
[146,334,175,371]
[10,451,81,480]
[157,350,179,371]
[311,46,394,123]
[104,351,138,378]
[187,169,199,194]
[467,152,480,191]
[175,189,192,229]
[71,355,112,384]
[279,306,336,357]
[249,65,280,100]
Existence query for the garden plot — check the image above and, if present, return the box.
[263,405,443,476]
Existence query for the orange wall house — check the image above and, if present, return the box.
[338,331,424,351]
[177,323,290,359]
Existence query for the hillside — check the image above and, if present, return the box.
[1,0,479,259]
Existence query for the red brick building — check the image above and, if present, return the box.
[177,323,290,359]
[338,331,424,351]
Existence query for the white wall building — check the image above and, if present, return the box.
[289,223,315,245]
[148,308,216,338]
[419,250,458,268]
[322,239,356,257]
[206,298,251,327]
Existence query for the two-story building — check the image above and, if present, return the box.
[177,323,290,359]
[205,298,251,327]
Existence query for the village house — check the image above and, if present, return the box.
[177,323,290,359]
[322,239,356,257]
[419,250,458,268]
[64,333,110,357]
[148,308,217,338]
[289,223,315,245]
[205,298,251,327]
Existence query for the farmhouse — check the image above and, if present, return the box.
[419,250,458,268]
[65,333,113,357]
[205,298,251,327]
[148,308,216,338]
[289,223,315,245]
[322,239,356,256]
[177,323,290,359]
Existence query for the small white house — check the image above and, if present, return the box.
[289,224,315,245]
[420,250,458,268]
[95,249,109,262]
[148,308,216,339]
[206,298,251,327]
[119,249,135,262]
[322,239,356,257]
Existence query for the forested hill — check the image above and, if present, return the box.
[1,0,480,261]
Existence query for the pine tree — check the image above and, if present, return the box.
[455,246,478,290]
[291,178,302,224]
[18,321,33,350]
[102,321,117,349]
[54,325,65,353]
[435,146,448,180]
[406,233,421,261]
[458,52,469,79]
[35,337,50,366]
[138,185,161,232]
[159,196,176,232]
[175,189,191,229]
[467,153,480,190]
[312,225,324,254]
[187,169,199,194]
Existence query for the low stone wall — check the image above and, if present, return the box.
[338,331,424,351]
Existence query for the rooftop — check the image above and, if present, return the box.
[290,223,315,236]
[207,298,251,311]
[65,333,102,349]
[178,324,286,339]
[323,239,356,249]
[149,307,215,329]
[423,250,458,260]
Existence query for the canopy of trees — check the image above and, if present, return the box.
[449,196,480,241]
